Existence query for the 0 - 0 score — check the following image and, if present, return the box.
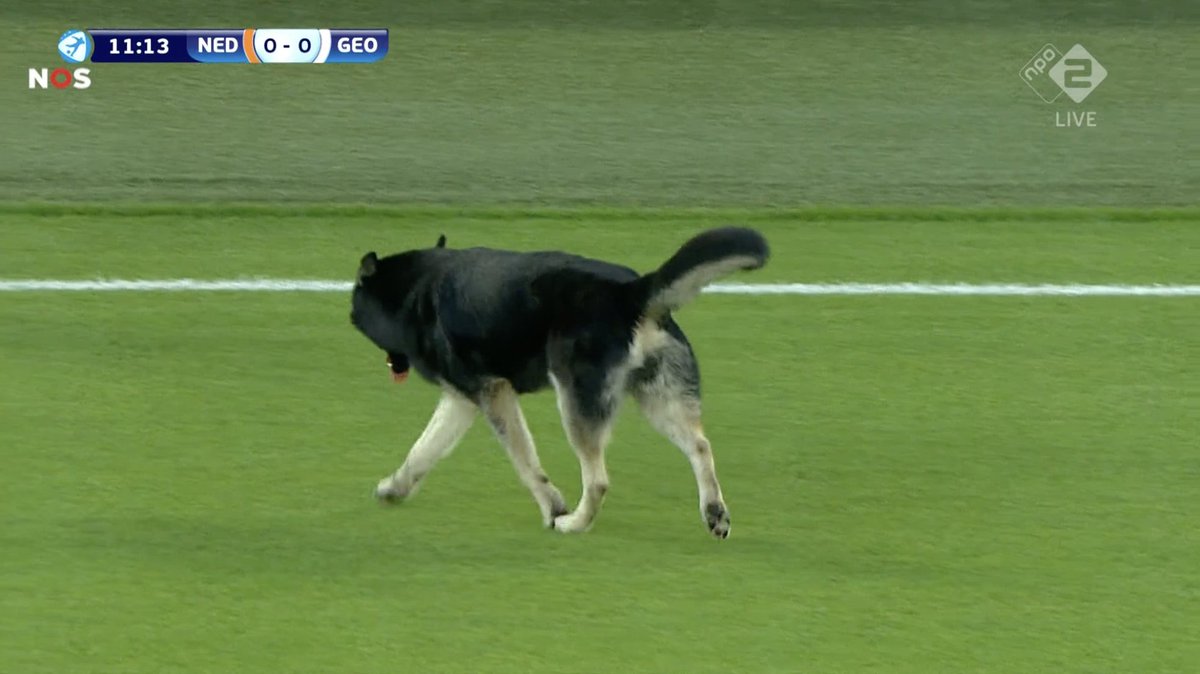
[252,29,322,63]
[263,37,312,54]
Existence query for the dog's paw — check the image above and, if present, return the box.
[551,511,592,534]
[542,490,569,528]
[704,502,731,539]
[374,477,410,504]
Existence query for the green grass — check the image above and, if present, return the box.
[3,205,1200,283]
[2,1,1198,205]
[2,0,1198,671]
[2,208,1199,673]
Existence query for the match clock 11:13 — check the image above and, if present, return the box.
[109,36,168,55]
[89,30,190,62]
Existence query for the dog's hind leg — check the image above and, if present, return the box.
[478,380,569,527]
[548,374,617,534]
[631,341,731,539]
[376,389,477,503]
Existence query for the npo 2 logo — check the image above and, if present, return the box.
[1020,43,1106,103]
[28,67,92,90]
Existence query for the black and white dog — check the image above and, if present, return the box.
[350,227,768,538]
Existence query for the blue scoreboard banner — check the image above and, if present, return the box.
[88,29,388,63]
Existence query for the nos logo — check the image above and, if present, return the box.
[28,67,91,90]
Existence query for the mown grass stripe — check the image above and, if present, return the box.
[2,202,1198,222]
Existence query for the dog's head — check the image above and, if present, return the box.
[349,235,447,381]
[350,251,409,380]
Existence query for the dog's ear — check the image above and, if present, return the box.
[357,252,378,283]
[435,234,447,248]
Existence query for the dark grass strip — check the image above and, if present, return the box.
[2,202,1198,223]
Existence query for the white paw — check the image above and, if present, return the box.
[551,511,593,534]
[541,488,569,528]
[704,502,731,539]
[375,477,412,503]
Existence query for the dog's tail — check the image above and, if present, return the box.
[633,227,769,317]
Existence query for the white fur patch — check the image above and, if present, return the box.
[628,320,671,368]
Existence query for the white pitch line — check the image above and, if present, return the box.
[0,279,351,292]
[0,279,1199,296]
[706,282,1200,296]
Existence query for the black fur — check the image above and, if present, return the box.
[349,228,768,402]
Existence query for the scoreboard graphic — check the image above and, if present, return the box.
[79,28,387,63]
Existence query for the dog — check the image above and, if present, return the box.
[350,227,769,538]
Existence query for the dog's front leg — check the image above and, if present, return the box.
[478,380,569,527]
[376,389,477,502]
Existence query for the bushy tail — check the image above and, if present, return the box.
[635,227,769,316]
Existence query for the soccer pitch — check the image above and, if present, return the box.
[2,1,1199,673]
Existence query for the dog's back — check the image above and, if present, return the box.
[427,247,644,393]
